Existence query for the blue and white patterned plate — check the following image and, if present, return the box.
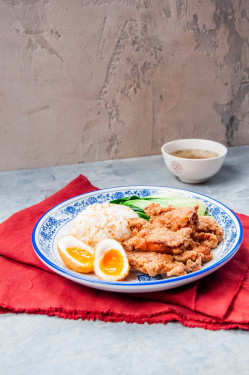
[32,186,243,293]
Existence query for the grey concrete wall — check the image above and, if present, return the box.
[0,0,248,171]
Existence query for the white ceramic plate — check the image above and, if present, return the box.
[32,186,243,293]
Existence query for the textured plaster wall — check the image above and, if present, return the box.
[0,0,249,171]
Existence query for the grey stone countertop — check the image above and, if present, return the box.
[1,146,249,375]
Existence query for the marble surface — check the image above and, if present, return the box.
[1,146,249,374]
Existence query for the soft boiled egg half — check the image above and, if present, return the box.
[57,235,94,273]
[94,239,129,281]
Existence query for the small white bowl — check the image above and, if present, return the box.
[161,139,227,183]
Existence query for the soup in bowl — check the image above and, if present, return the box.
[161,139,227,183]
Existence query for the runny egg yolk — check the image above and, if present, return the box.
[66,247,94,267]
[99,249,124,276]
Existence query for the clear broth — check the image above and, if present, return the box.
[170,149,219,159]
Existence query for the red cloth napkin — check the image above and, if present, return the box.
[0,175,249,330]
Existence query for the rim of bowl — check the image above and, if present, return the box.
[161,139,227,161]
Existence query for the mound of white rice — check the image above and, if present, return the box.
[68,203,138,247]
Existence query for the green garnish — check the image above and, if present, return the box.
[110,194,208,220]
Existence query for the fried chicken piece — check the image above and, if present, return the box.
[126,250,186,277]
[197,244,213,263]
[192,232,218,249]
[124,204,221,277]
[125,226,192,253]
[144,204,173,216]
[186,256,202,272]
[127,217,148,232]
[197,216,224,242]
[174,249,204,263]
[173,242,213,263]
[144,203,199,231]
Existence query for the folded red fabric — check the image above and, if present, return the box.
[0,175,248,330]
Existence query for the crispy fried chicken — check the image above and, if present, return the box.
[126,250,186,277]
[125,225,192,253]
[124,203,223,277]
[144,203,199,231]
[197,216,224,242]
